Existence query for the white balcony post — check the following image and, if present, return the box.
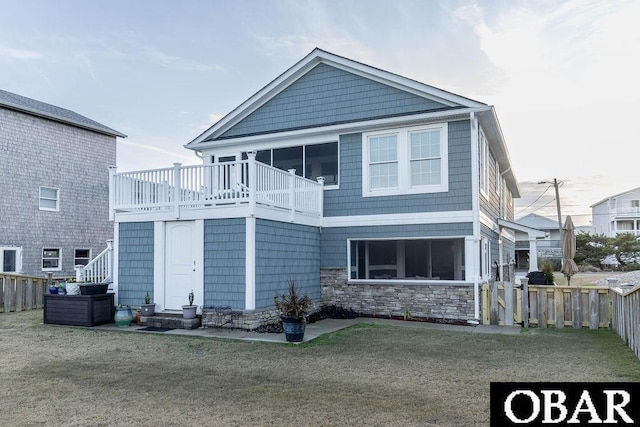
[316,176,325,217]
[106,239,114,282]
[288,169,296,222]
[108,165,117,221]
[247,151,257,216]
[173,163,182,219]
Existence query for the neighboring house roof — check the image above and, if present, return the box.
[185,48,519,197]
[590,186,640,208]
[0,89,127,138]
[498,219,546,238]
[515,213,560,231]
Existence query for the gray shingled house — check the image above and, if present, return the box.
[110,49,521,326]
[0,89,125,278]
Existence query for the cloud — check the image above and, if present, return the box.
[0,45,43,59]
[143,47,226,72]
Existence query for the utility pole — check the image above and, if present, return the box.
[539,178,563,261]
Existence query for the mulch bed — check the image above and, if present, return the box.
[253,305,470,333]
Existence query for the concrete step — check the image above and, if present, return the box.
[141,314,201,330]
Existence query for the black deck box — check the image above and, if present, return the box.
[44,293,115,326]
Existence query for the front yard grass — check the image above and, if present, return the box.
[1,310,639,426]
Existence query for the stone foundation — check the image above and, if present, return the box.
[200,302,322,330]
[320,268,476,321]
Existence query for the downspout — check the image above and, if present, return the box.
[470,112,480,325]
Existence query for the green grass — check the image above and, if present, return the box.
[1,310,639,426]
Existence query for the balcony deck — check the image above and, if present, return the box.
[109,155,324,226]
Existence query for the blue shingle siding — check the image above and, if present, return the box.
[324,120,472,217]
[204,218,246,309]
[321,223,473,268]
[255,219,320,309]
[218,63,451,139]
[117,222,154,306]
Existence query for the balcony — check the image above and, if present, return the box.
[109,153,324,226]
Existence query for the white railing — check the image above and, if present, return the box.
[75,240,114,284]
[109,153,324,219]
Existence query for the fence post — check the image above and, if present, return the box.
[572,287,581,329]
[504,281,514,326]
[521,278,529,328]
[554,287,564,328]
[538,287,547,328]
[490,281,499,325]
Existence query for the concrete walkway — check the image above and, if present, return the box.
[93,317,522,343]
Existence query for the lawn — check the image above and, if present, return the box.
[1,310,639,426]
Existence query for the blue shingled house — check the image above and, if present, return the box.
[110,49,521,327]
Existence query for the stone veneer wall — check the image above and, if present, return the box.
[320,268,475,321]
[200,301,323,331]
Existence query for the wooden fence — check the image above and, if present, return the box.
[482,281,610,329]
[610,284,640,358]
[0,273,52,313]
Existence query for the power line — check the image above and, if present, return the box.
[515,184,552,215]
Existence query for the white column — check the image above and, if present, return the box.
[247,151,257,216]
[245,217,256,310]
[528,237,539,272]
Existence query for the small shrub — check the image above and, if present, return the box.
[621,262,640,272]
[578,264,600,273]
[541,262,555,284]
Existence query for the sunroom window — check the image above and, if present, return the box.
[349,238,465,281]
[255,141,338,186]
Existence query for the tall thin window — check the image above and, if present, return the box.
[410,129,441,187]
[368,134,398,190]
[479,131,488,195]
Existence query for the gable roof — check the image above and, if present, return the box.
[186,48,519,196]
[591,186,640,208]
[515,213,560,230]
[0,89,126,138]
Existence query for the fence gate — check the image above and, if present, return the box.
[482,281,611,329]
[481,282,522,326]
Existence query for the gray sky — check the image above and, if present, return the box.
[2,0,638,226]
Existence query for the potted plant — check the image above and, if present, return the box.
[182,289,197,319]
[141,291,156,317]
[114,304,133,328]
[274,280,311,342]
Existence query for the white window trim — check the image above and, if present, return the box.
[42,247,62,271]
[208,140,340,190]
[481,237,491,281]
[362,123,448,197]
[74,248,92,267]
[347,236,466,283]
[479,129,489,198]
[39,186,60,212]
[0,246,22,273]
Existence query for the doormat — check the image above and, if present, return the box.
[137,326,171,332]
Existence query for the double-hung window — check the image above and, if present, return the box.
[368,134,398,190]
[479,130,489,196]
[39,187,60,211]
[363,123,448,196]
[42,248,61,271]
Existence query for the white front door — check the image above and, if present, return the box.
[164,221,202,310]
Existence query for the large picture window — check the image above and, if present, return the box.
[363,124,448,196]
[349,238,465,281]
